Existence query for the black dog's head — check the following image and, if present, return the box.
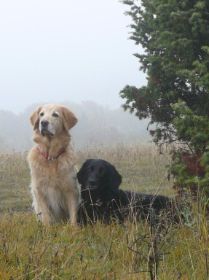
[77,159,122,192]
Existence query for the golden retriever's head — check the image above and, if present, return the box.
[30,104,77,137]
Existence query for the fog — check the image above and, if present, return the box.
[0,0,145,113]
[0,102,150,152]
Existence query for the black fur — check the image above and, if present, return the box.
[77,159,128,224]
[124,191,176,223]
[77,159,177,224]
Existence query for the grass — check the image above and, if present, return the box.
[0,144,208,279]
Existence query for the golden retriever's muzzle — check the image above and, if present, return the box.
[40,120,54,136]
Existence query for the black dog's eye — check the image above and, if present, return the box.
[52,112,59,118]
[99,167,104,174]
[40,112,44,117]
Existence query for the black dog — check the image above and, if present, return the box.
[77,159,177,224]
[77,159,129,224]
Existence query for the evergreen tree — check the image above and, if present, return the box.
[121,0,209,196]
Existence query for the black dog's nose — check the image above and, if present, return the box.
[88,180,96,186]
[41,120,49,128]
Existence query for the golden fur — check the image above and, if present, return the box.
[27,104,80,226]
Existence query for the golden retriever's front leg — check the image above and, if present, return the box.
[39,205,52,226]
[66,191,80,226]
[32,190,52,225]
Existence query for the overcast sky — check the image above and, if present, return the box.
[0,0,145,113]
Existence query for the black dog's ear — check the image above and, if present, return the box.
[106,163,122,189]
[77,159,93,185]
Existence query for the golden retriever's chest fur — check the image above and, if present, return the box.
[28,146,77,191]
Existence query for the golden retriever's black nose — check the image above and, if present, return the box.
[41,120,49,128]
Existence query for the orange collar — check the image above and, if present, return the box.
[36,146,65,161]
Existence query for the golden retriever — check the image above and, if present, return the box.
[27,104,80,226]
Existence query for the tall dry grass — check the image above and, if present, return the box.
[0,144,208,279]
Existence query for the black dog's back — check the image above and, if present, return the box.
[125,191,179,223]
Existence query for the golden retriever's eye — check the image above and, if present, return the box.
[40,112,44,117]
[52,112,59,118]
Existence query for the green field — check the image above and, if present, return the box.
[0,145,208,279]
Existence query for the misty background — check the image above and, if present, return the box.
[0,0,148,151]
[0,102,150,152]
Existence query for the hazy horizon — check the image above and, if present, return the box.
[0,0,145,113]
[0,100,127,115]
[0,101,150,152]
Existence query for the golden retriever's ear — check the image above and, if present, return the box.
[61,107,78,131]
[30,106,42,130]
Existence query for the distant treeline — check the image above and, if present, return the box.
[0,101,150,152]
